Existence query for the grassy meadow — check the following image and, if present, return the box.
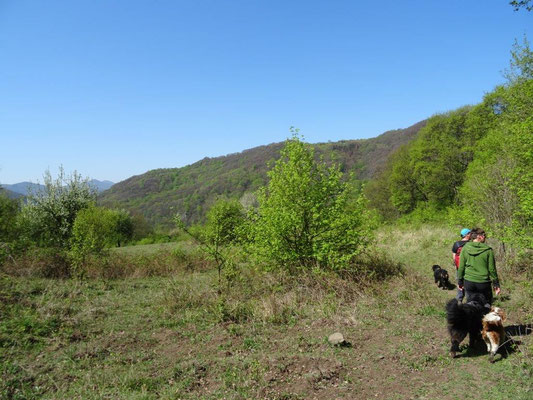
[2,224,533,400]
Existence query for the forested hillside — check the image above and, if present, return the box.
[100,121,425,227]
[365,38,533,250]
[0,187,23,199]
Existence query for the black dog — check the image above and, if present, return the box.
[432,264,450,289]
[446,293,490,358]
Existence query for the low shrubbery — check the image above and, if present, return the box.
[3,247,71,278]
[163,254,401,327]
[2,246,214,279]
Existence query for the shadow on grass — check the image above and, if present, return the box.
[505,323,533,337]
[455,324,532,363]
[496,294,511,302]
[455,342,489,359]
[444,282,456,291]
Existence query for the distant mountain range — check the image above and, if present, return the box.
[1,180,114,197]
[101,120,426,227]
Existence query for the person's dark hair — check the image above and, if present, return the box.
[470,228,485,240]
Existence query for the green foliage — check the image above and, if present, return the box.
[459,77,533,250]
[363,156,399,221]
[368,38,533,257]
[17,168,96,250]
[113,209,134,247]
[130,213,154,241]
[388,145,422,213]
[0,194,20,266]
[383,107,486,215]
[251,134,373,272]
[510,118,533,235]
[397,203,447,226]
[204,199,245,247]
[175,200,244,289]
[135,232,174,245]
[69,206,116,263]
[69,206,135,273]
[0,194,19,242]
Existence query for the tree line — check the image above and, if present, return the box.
[365,38,533,253]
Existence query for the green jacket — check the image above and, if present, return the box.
[457,241,500,288]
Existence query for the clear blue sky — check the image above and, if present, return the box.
[0,0,531,184]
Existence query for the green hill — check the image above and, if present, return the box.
[100,121,426,227]
[0,187,24,200]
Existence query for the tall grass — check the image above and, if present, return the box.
[1,245,214,279]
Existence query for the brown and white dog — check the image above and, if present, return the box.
[481,306,506,363]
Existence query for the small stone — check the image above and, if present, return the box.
[328,332,345,346]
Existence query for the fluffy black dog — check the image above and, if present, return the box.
[446,293,490,358]
[432,264,450,289]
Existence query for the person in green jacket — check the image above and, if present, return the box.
[457,228,501,305]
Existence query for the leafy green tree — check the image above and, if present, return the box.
[114,209,134,247]
[18,168,96,249]
[69,205,117,265]
[458,38,533,249]
[130,213,154,241]
[388,145,424,214]
[409,107,474,206]
[68,206,135,274]
[363,160,399,221]
[175,199,244,288]
[0,193,19,242]
[251,134,372,272]
[375,93,502,218]
[508,118,533,248]
[460,79,533,249]
[205,199,244,247]
[0,193,19,265]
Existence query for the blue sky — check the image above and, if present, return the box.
[0,0,531,184]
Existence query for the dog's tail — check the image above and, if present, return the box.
[446,298,466,326]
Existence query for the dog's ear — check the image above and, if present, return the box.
[499,309,506,321]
